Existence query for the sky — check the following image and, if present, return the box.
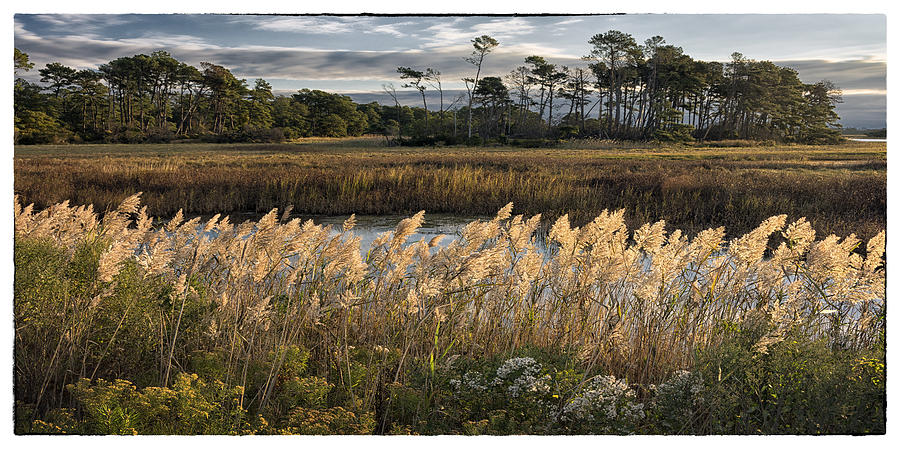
[13,13,887,128]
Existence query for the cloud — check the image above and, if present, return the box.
[15,20,586,86]
[419,17,543,51]
[776,59,886,91]
[15,24,224,71]
[555,18,584,26]
[471,17,537,38]
[842,89,887,96]
[240,16,357,34]
[419,19,475,49]
[235,16,413,38]
[26,13,135,34]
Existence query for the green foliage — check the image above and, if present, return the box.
[62,373,248,435]
[292,89,366,138]
[14,48,34,74]
[695,323,886,434]
[279,407,375,435]
[15,109,73,144]
[278,345,310,378]
[187,351,228,381]
[654,123,695,143]
[278,377,332,410]
[319,113,348,137]
[647,370,705,433]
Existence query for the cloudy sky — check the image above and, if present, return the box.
[13,14,887,128]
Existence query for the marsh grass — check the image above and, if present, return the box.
[14,141,885,242]
[14,195,885,434]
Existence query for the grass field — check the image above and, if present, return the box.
[14,192,886,435]
[13,138,887,435]
[14,137,886,241]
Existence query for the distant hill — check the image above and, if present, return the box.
[841,127,885,137]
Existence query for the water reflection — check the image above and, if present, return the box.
[296,213,492,250]
[181,212,496,251]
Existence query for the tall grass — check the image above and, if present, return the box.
[14,142,886,241]
[14,195,885,433]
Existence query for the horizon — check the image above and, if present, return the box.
[14,13,887,128]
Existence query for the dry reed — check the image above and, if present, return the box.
[14,194,884,417]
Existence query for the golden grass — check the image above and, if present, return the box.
[15,195,885,408]
[14,140,886,242]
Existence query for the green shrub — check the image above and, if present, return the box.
[14,236,166,407]
[696,325,886,434]
[648,370,705,434]
[61,373,248,435]
[277,377,332,410]
[279,406,375,434]
[654,123,695,142]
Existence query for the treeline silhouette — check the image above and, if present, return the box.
[13,30,844,145]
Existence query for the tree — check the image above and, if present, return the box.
[464,35,499,139]
[586,31,639,136]
[12,37,846,145]
[799,80,843,143]
[247,79,275,130]
[424,68,444,134]
[524,56,567,135]
[474,76,510,138]
[506,66,533,136]
[172,62,205,135]
[14,48,34,76]
[557,66,593,135]
[39,62,77,98]
[15,109,72,144]
[382,83,402,142]
[70,69,107,135]
[292,89,365,137]
[201,62,247,134]
[145,51,182,129]
[272,96,309,138]
[398,66,429,135]
[319,113,348,137]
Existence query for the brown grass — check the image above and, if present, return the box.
[14,139,886,241]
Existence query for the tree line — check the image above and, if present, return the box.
[13,29,844,145]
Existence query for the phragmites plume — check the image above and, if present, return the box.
[783,217,816,252]
[549,214,575,249]
[166,209,185,233]
[97,240,133,283]
[343,214,357,232]
[116,192,143,216]
[728,215,787,264]
[495,202,514,221]
[864,230,886,273]
[633,220,667,254]
[389,210,426,251]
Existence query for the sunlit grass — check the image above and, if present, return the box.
[14,196,886,435]
[14,140,885,242]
